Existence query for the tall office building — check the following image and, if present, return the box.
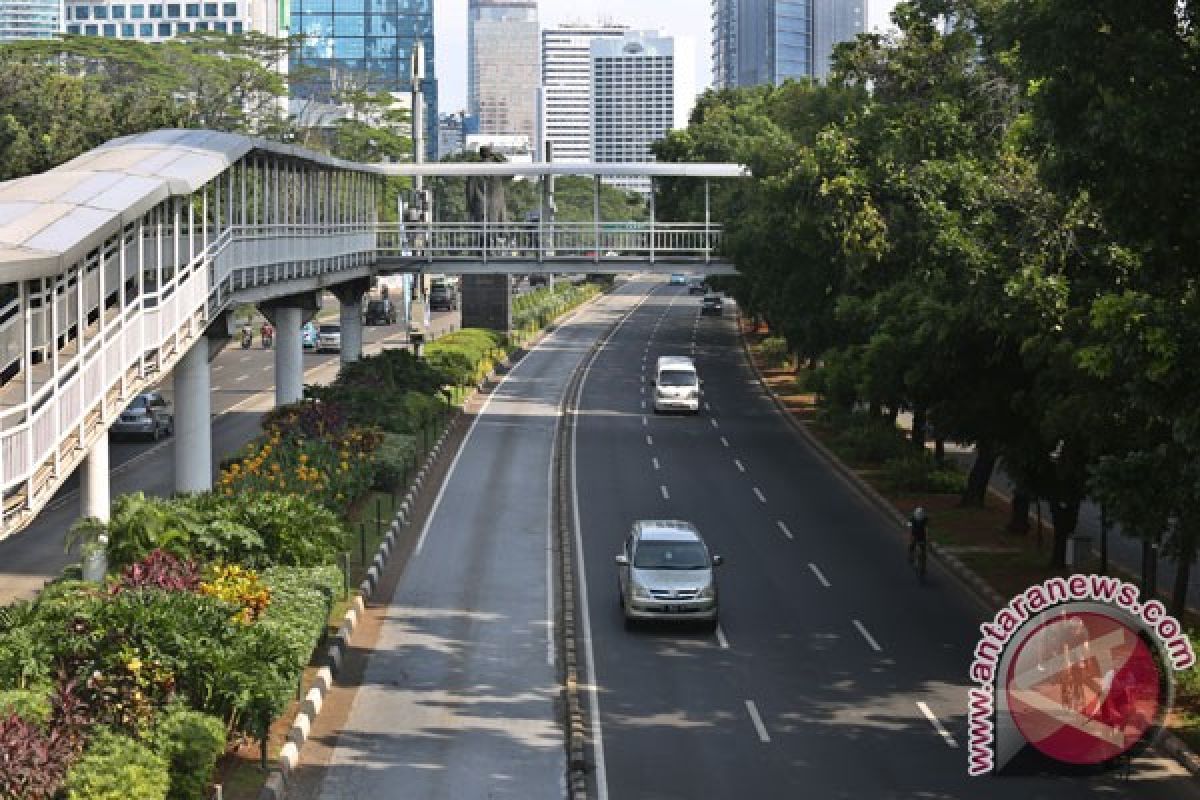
[591,30,693,194]
[712,0,864,85]
[467,0,538,142]
[541,22,627,164]
[1,0,63,39]
[62,0,257,40]
[292,0,437,160]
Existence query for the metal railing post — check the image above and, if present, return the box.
[704,179,711,265]
[649,178,656,266]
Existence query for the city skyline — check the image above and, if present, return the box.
[435,0,899,113]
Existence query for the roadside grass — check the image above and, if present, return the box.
[742,317,1200,758]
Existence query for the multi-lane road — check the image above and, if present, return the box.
[571,282,1198,798]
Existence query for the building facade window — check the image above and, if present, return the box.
[158,21,170,33]
[222,2,235,15]
[203,3,216,16]
[112,5,125,19]
[139,22,152,34]
[93,6,108,19]
[231,20,241,32]
[167,4,179,16]
[103,22,116,35]
[85,23,98,33]
[176,21,188,31]
[185,4,199,17]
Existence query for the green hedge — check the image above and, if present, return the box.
[148,706,225,800]
[511,283,601,334]
[424,329,507,386]
[259,566,341,677]
[881,452,967,494]
[372,432,418,490]
[64,729,169,800]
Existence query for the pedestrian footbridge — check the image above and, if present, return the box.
[0,129,745,537]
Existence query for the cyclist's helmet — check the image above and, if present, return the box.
[913,507,927,522]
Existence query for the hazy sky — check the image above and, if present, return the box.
[434,0,900,112]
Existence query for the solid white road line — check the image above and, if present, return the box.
[720,436,730,448]
[745,701,771,743]
[808,562,831,588]
[853,619,883,652]
[734,459,746,473]
[753,487,766,504]
[660,485,670,500]
[776,520,794,540]
[917,702,960,748]
[716,625,729,649]
[545,423,557,668]
[652,457,660,470]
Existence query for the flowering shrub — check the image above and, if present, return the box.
[0,682,91,800]
[198,565,271,625]
[114,550,201,593]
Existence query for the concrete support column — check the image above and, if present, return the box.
[331,277,370,366]
[274,305,304,405]
[461,273,512,332]
[174,336,212,494]
[80,434,110,522]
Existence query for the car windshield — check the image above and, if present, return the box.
[367,301,386,311]
[319,325,340,334]
[126,396,149,410]
[659,370,697,387]
[633,540,709,570]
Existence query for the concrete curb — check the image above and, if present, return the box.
[255,417,458,800]
[735,312,1200,781]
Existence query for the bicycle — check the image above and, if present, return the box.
[910,539,927,583]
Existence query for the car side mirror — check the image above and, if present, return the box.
[711,555,724,567]
[615,554,629,566]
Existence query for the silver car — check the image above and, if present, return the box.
[616,520,722,630]
[111,391,173,441]
[316,323,342,353]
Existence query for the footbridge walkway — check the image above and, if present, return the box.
[0,129,745,537]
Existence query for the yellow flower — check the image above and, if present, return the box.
[127,657,142,672]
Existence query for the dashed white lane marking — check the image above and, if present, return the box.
[651,457,660,470]
[212,385,222,391]
[704,402,711,411]
[642,416,648,426]
[917,702,960,748]
[853,619,882,652]
[716,626,729,649]
[710,418,719,428]
[734,459,746,473]
[745,701,771,743]
[777,520,794,540]
[236,374,248,382]
[213,365,224,371]
[720,436,730,448]
[640,401,646,409]
[640,386,645,394]
[261,365,271,372]
[239,355,250,362]
[752,487,766,504]
[808,562,831,587]
[660,485,670,500]
[646,435,653,446]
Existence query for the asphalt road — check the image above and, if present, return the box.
[572,281,1199,799]
[289,278,646,800]
[0,305,460,604]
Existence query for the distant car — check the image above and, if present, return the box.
[429,285,458,311]
[316,323,342,353]
[111,391,173,441]
[302,321,319,350]
[669,273,687,286]
[616,520,722,630]
[687,277,707,295]
[364,298,397,326]
[701,294,723,316]
[529,273,550,288]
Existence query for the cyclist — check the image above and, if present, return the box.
[908,507,928,567]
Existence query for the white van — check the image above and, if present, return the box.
[652,356,701,414]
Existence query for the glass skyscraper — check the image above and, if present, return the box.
[467,0,538,142]
[1,0,63,40]
[292,0,437,159]
[712,0,863,86]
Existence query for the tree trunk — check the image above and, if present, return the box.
[1006,489,1031,535]
[1048,496,1081,569]
[934,438,945,465]
[1170,525,1195,618]
[960,444,996,508]
[912,407,927,451]
[1142,539,1158,599]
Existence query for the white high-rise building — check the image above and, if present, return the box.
[468,0,540,142]
[541,22,627,164]
[591,30,693,194]
[0,0,63,40]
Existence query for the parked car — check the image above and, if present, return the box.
[701,294,724,316]
[669,273,687,286]
[687,277,707,295]
[316,323,342,353]
[429,285,458,311]
[302,321,319,350]
[111,391,173,441]
[529,273,550,288]
[364,298,397,326]
[616,520,722,630]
